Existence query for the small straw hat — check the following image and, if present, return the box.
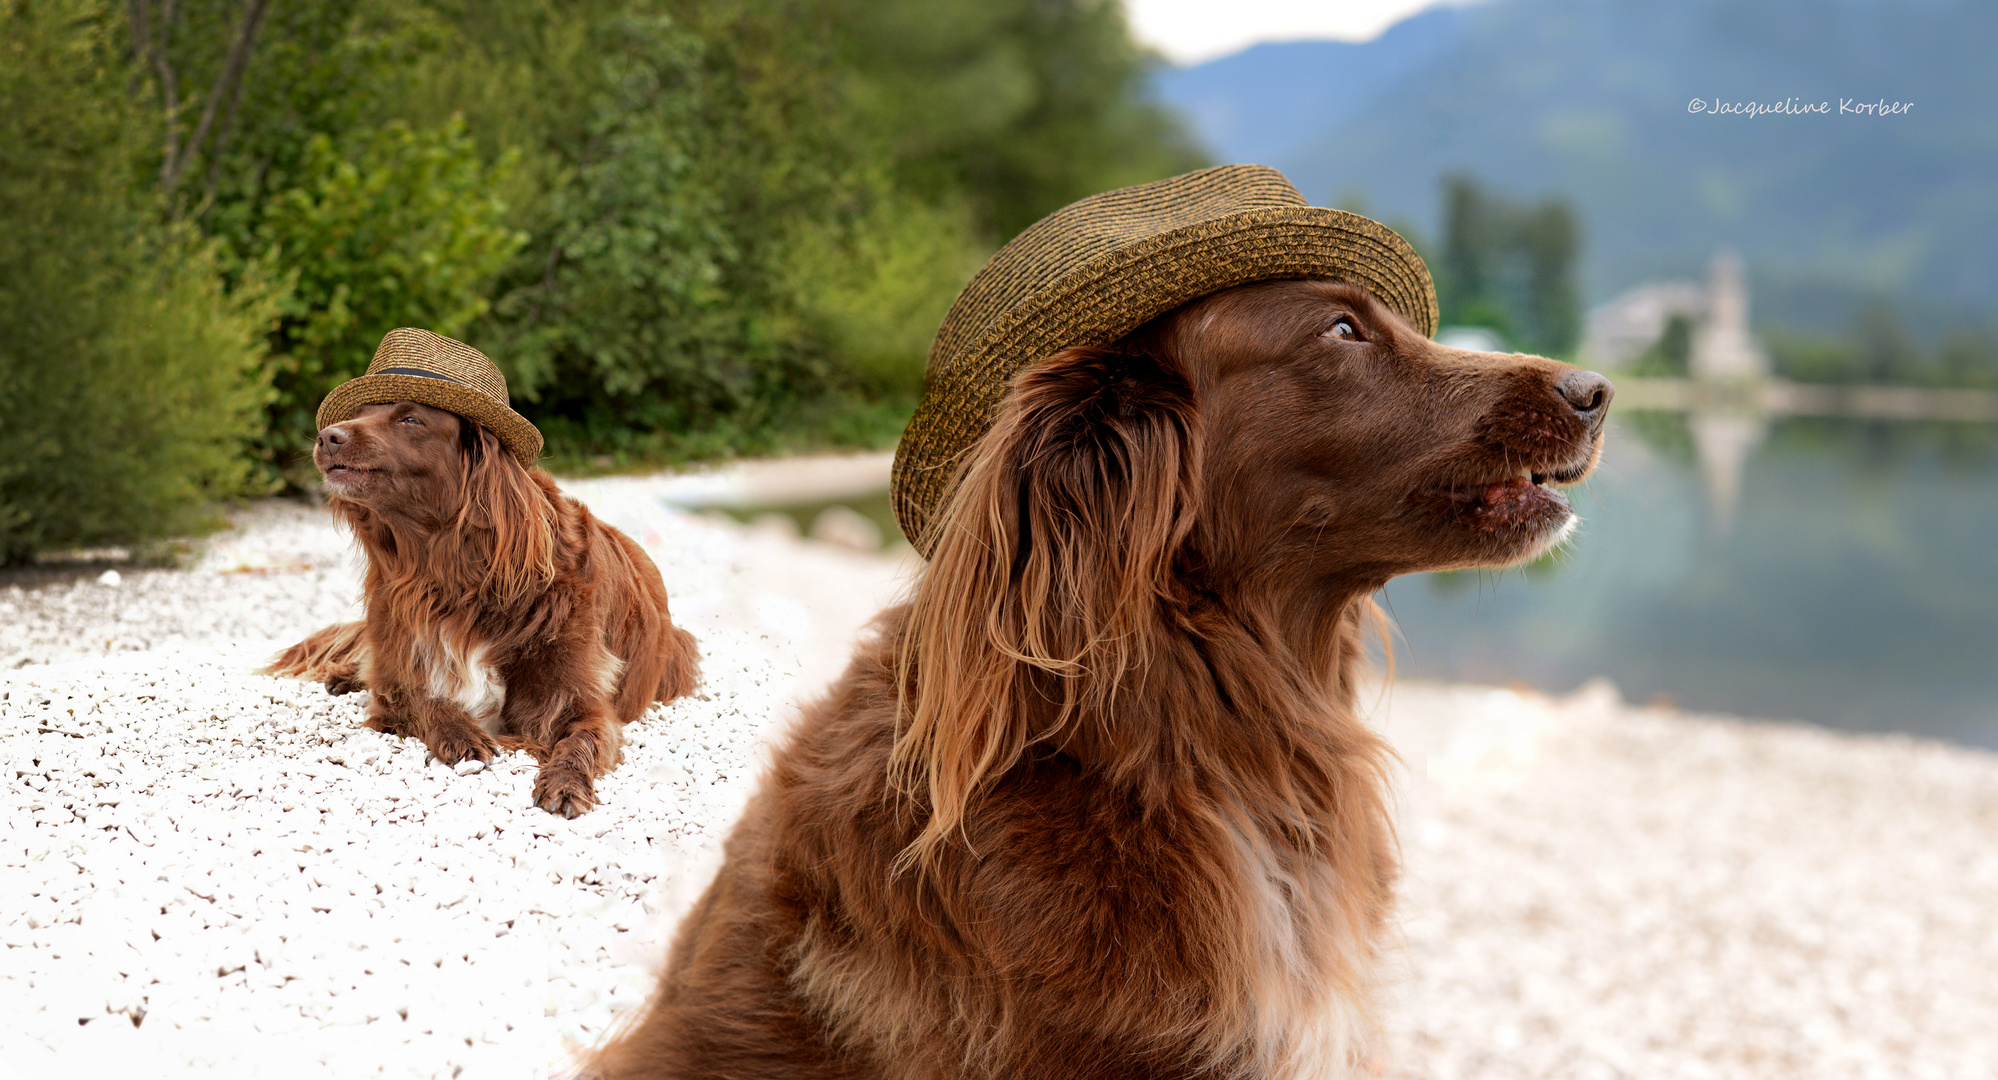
[890,164,1437,555]
[317,329,543,468]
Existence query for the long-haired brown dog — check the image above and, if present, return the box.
[588,279,1611,1077]
[267,401,699,817]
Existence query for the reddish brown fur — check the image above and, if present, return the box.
[265,402,700,817]
[589,281,1610,1077]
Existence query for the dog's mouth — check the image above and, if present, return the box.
[321,463,383,491]
[1426,454,1595,536]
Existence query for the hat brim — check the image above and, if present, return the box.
[317,374,544,468]
[892,205,1438,551]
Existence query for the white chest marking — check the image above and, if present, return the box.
[415,638,507,734]
[1229,823,1370,1080]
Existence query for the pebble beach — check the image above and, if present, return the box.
[4,466,1995,1079]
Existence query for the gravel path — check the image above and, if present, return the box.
[4,475,1995,1079]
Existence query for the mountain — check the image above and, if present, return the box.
[1152,0,1998,331]
[1150,7,1468,172]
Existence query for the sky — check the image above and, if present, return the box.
[1123,0,1483,64]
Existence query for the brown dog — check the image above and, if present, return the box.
[587,280,1611,1077]
[267,401,700,817]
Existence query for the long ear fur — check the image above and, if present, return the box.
[456,424,556,603]
[893,343,1202,870]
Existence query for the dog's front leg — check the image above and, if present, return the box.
[530,700,621,819]
[365,686,497,769]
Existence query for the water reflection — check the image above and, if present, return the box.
[1686,409,1767,536]
[1383,412,1998,748]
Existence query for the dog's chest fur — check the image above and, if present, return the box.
[1227,821,1372,1080]
[409,632,507,733]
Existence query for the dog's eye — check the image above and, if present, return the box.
[1323,318,1361,342]
[401,415,422,426]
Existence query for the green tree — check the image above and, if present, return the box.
[1768,300,1998,389]
[134,0,516,472]
[1936,328,1998,389]
[1436,175,1581,357]
[829,0,1205,242]
[1520,201,1580,357]
[70,0,1201,475]
[0,0,272,564]
[1630,313,1693,377]
[395,1,980,460]
[1853,299,1920,385]
[256,118,523,465]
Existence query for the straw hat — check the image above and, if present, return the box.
[317,329,543,468]
[890,164,1437,554]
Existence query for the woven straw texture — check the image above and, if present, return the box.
[891,164,1437,554]
[318,329,543,467]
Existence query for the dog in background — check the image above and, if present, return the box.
[268,330,698,817]
[587,277,1610,1075]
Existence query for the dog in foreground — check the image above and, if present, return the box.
[586,260,1612,1074]
[267,330,698,817]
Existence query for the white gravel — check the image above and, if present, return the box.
[4,474,1995,1079]
[1377,682,1998,1080]
[2,482,913,1079]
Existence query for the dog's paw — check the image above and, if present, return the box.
[325,671,364,696]
[425,729,497,769]
[532,768,597,819]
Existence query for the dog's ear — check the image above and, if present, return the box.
[896,342,1202,867]
[457,423,556,601]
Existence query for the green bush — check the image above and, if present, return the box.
[1,0,1202,521]
[0,0,273,565]
[413,0,1194,463]
[256,117,524,468]
[445,4,967,457]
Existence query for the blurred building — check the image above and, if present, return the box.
[1581,252,1770,380]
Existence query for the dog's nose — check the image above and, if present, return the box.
[316,425,350,454]
[1556,370,1614,430]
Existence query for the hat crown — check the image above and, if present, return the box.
[931,165,1308,374]
[366,328,511,406]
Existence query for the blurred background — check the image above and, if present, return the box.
[3,0,1992,746]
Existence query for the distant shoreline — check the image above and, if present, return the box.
[1609,376,1998,421]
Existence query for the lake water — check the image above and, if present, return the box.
[724,413,1998,750]
[1381,413,1998,748]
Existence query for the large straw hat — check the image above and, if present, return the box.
[890,164,1437,555]
[317,328,543,468]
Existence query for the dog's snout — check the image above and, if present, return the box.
[1556,370,1613,429]
[316,425,350,454]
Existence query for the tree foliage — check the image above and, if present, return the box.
[257,119,522,462]
[829,0,1204,241]
[0,0,1199,557]
[1437,175,1581,357]
[446,3,880,449]
[395,0,1196,461]
[1766,301,1998,388]
[0,0,272,564]
[1631,313,1693,377]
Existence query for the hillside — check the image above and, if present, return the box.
[1153,0,1998,330]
